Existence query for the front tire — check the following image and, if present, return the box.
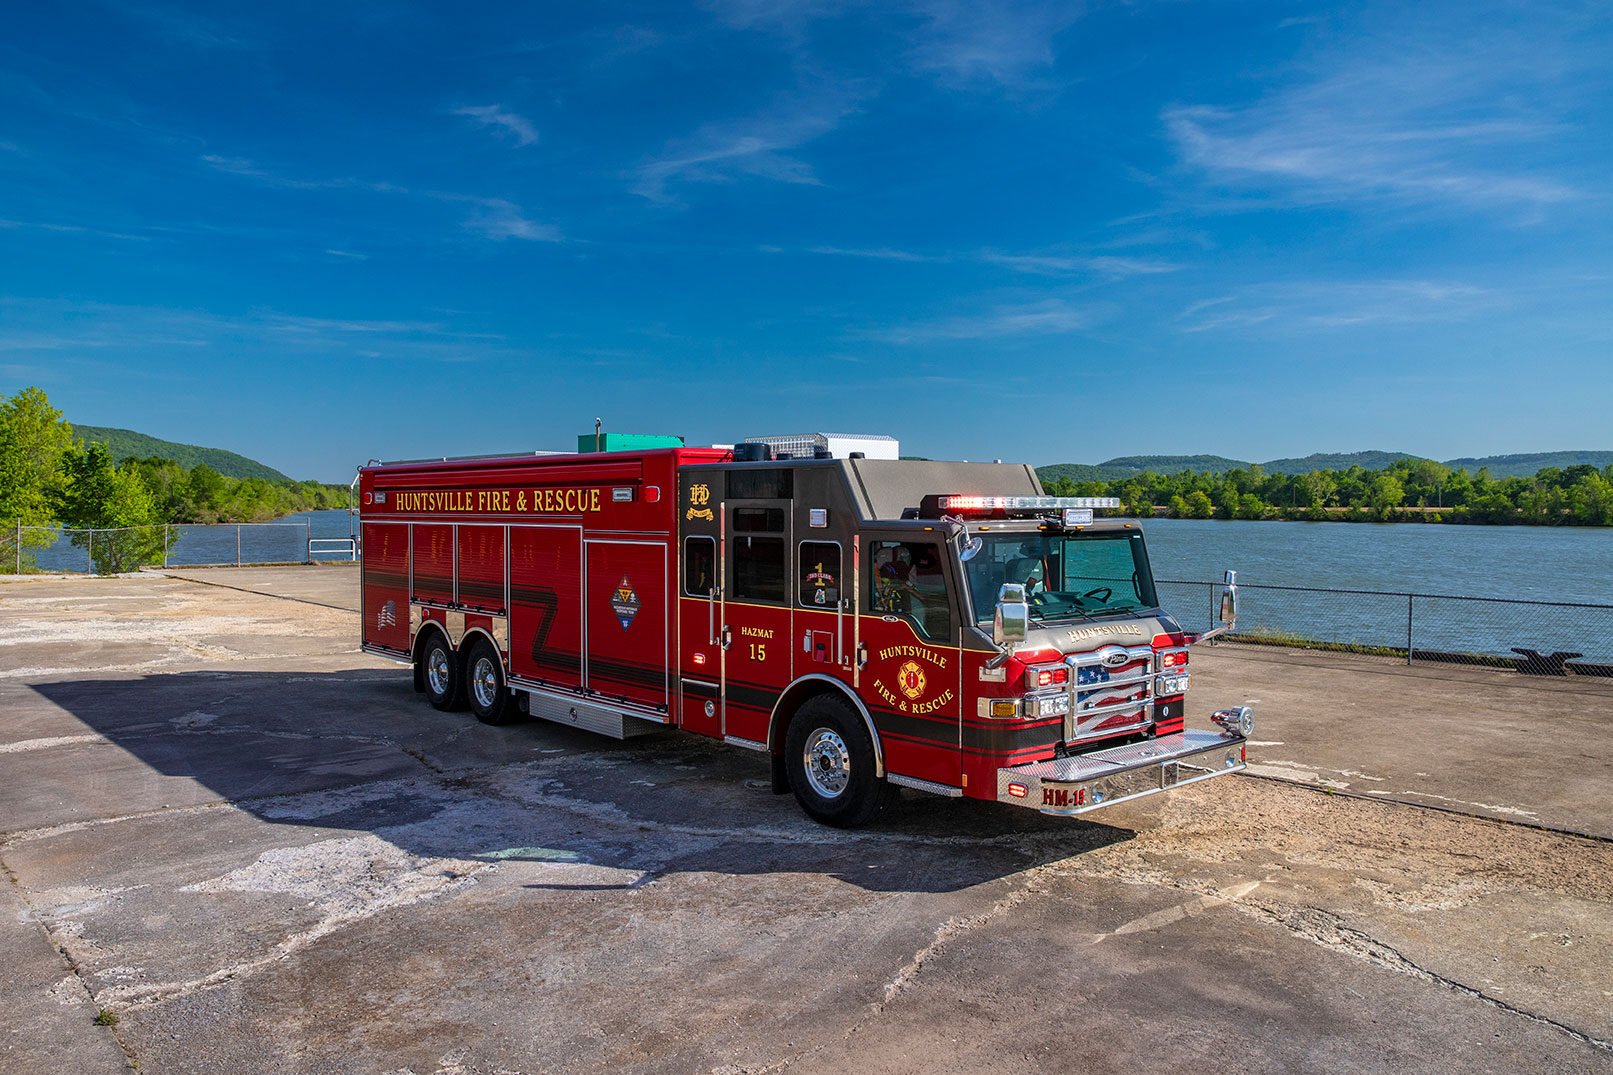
[419,630,464,712]
[784,696,891,828]
[465,638,517,725]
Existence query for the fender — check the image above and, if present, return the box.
[767,674,885,777]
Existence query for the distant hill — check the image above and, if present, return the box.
[1037,450,1613,482]
[1260,451,1420,474]
[1040,456,1249,483]
[75,425,293,482]
[1443,452,1613,478]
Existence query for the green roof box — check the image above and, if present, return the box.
[579,432,685,454]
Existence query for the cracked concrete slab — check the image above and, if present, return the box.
[2,567,1611,1074]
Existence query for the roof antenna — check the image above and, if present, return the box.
[594,417,602,453]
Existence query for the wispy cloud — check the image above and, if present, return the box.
[324,248,367,260]
[0,300,516,367]
[781,244,1180,277]
[459,197,561,241]
[1163,13,1594,215]
[0,218,149,242]
[863,298,1089,343]
[451,104,539,147]
[981,252,1180,277]
[906,0,1079,90]
[633,83,863,203]
[704,0,1077,90]
[1178,280,1490,333]
[807,245,935,262]
[200,155,559,241]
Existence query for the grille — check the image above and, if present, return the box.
[1064,643,1156,742]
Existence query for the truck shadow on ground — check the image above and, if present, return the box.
[29,669,1135,895]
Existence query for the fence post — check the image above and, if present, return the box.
[88,529,93,575]
[164,524,170,569]
[15,518,20,575]
[307,521,313,564]
[236,525,242,567]
[1406,594,1414,666]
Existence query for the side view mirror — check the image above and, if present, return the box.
[1220,569,1238,624]
[994,582,1030,646]
[960,536,984,562]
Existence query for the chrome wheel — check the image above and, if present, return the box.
[472,655,500,709]
[426,647,451,696]
[802,727,851,799]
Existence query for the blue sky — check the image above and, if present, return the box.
[2,1,1609,482]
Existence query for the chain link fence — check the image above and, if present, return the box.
[2,520,357,576]
[1157,578,1613,675]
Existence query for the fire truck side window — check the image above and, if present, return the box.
[684,536,715,596]
[868,540,952,641]
[797,542,841,608]
[733,507,786,603]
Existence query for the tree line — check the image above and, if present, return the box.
[1043,456,1613,526]
[1,386,348,572]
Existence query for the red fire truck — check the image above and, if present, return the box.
[357,441,1252,826]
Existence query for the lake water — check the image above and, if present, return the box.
[1135,518,1612,662]
[1137,518,1613,604]
[22,508,358,574]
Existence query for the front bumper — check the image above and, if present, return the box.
[996,729,1247,816]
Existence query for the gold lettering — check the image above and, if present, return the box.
[590,488,600,512]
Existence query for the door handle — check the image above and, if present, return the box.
[855,641,868,669]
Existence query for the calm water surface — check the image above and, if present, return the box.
[1139,518,1612,604]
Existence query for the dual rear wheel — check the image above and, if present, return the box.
[417,631,517,725]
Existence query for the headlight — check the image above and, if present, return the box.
[1156,672,1190,696]
[1025,693,1069,718]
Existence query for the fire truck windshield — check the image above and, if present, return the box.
[963,530,1160,625]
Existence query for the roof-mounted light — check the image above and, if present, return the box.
[921,494,1121,519]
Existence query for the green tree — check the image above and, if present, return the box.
[1366,474,1404,517]
[54,443,168,573]
[0,387,76,571]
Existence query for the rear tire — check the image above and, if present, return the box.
[784,696,891,828]
[465,638,517,725]
[419,630,464,712]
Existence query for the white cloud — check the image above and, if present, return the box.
[200,155,559,242]
[865,298,1089,343]
[460,198,561,242]
[451,105,540,147]
[1178,280,1490,334]
[1163,15,1591,215]
[807,245,934,262]
[981,252,1180,277]
[633,84,862,203]
[905,0,1077,89]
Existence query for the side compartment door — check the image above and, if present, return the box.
[585,539,669,711]
[361,522,410,654]
[509,526,584,690]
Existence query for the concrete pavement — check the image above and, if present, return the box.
[1,567,1610,1074]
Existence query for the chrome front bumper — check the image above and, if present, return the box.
[996,729,1247,816]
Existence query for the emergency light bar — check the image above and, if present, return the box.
[936,496,1120,511]
[919,494,1122,520]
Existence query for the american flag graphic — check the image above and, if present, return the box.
[377,600,396,630]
